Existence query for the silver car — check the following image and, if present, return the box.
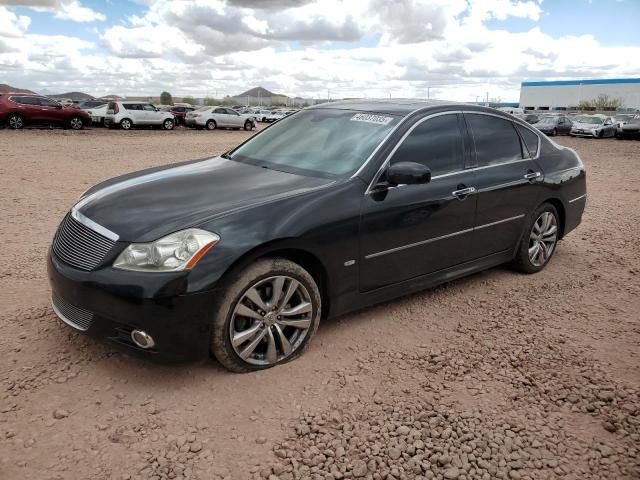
[186,106,256,131]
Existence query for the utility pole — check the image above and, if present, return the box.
[427,86,431,99]
[327,88,330,101]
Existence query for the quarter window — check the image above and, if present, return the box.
[467,114,524,166]
[390,114,463,177]
[515,124,539,158]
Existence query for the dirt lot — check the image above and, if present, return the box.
[0,127,638,480]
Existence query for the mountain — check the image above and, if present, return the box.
[48,91,95,102]
[235,86,282,98]
[0,83,36,94]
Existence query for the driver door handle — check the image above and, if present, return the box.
[524,171,541,180]
[452,186,476,199]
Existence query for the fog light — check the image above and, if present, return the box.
[131,330,155,349]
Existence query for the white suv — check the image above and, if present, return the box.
[104,102,175,130]
[185,106,256,131]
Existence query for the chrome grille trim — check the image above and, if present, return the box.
[52,293,94,331]
[52,213,116,271]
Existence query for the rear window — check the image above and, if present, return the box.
[466,114,524,166]
[516,124,539,158]
[107,102,117,110]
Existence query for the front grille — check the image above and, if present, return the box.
[52,213,115,271]
[52,293,94,331]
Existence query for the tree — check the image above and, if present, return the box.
[577,94,623,111]
[203,97,217,106]
[160,91,173,105]
[181,96,196,106]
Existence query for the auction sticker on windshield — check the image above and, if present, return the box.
[350,113,394,125]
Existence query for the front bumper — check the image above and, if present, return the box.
[47,251,215,363]
[570,128,598,137]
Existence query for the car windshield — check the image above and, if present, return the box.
[229,108,400,178]
[575,116,603,125]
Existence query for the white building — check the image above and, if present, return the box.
[519,78,640,110]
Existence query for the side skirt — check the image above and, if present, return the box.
[328,249,514,318]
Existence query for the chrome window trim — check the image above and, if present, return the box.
[70,208,119,241]
[365,111,463,194]
[568,193,587,204]
[364,214,525,260]
[462,110,542,161]
[351,105,440,178]
[365,109,542,195]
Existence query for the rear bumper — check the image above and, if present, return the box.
[47,250,215,363]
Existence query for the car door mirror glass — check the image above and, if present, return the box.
[386,162,431,186]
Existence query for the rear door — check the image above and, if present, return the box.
[557,116,571,134]
[464,113,544,259]
[10,96,40,122]
[359,113,477,291]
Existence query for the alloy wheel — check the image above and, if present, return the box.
[229,275,313,366]
[528,211,558,267]
[70,117,83,130]
[121,119,131,130]
[9,114,23,129]
[163,119,174,130]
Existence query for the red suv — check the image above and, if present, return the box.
[0,93,91,130]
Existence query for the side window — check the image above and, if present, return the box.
[226,109,239,115]
[143,104,156,111]
[390,114,463,177]
[467,114,524,166]
[124,104,135,110]
[214,108,226,114]
[39,97,60,107]
[13,96,38,105]
[515,124,539,158]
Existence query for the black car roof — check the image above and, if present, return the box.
[310,99,504,117]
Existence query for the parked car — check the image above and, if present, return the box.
[534,115,573,136]
[48,100,586,371]
[0,93,90,129]
[104,102,175,130]
[251,109,281,122]
[612,114,636,128]
[79,100,107,110]
[615,116,640,140]
[569,114,616,138]
[185,106,256,130]
[166,105,195,126]
[514,113,540,124]
[85,104,109,126]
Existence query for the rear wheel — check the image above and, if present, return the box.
[244,120,253,131]
[163,118,174,130]
[69,116,84,130]
[206,120,217,130]
[120,118,132,130]
[8,113,24,129]
[512,203,559,273]
[210,258,321,372]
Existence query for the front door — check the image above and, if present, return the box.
[143,104,160,124]
[37,97,63,124]
[464,113,544,258]
[224,108,244,127]
[359,113,477,292]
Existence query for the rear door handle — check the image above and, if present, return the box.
[524,171,541,180]
[452,186,477,199]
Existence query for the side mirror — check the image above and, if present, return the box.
[386,162,431,186]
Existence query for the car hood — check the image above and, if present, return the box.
[572,121,602,129]
[74,157,335,242]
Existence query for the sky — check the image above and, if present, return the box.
[0,0,639,102]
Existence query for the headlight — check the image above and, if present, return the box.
[113,228,220,272]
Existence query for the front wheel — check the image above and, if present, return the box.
[512,203,559,273]
[244,120,253,131]
[210,258,321,372]
[69,116,84,130]
[163,118,174,130]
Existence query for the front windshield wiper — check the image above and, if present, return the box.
[220,151,232,159]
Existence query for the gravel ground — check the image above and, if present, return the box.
[0,128,638,480]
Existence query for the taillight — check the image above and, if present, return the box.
[108,102,119,114]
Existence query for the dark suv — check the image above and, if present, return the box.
[0,94,91,130]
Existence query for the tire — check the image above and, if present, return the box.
[120,118,132,130]
[262,117,267,123]
[8,113,24,129]
[244,120,253,131]
[512,203,560,274]
[210,258,321,373]
[163,118,174,130]
[206,120,217,130]
[69,116,84,130]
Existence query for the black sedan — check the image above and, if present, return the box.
[48,101,586,371]
[535,115,573,136]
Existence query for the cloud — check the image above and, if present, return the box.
[0,6,31,37]
[0,0,106,22]
[372,0,448,43]
[0,0,57,5]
